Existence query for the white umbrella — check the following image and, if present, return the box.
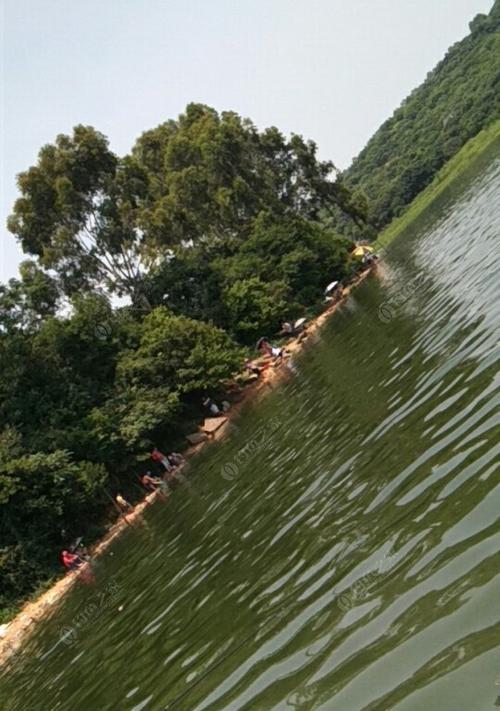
[324,280,339,294]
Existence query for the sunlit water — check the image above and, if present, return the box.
[1,150,499,711]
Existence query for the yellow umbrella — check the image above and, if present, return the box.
[353,245,374,258]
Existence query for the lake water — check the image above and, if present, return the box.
[1,148,499,710]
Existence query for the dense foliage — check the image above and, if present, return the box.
[0,287,246,616]
[145,214,356,343]
[331,0,500,235]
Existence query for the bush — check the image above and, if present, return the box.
[222,277,291,343]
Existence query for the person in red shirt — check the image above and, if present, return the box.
[151,447,173,473]
[61,550,84,571]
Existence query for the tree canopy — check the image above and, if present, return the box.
[8,106,368,301]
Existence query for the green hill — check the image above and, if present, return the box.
[337,0,499,233]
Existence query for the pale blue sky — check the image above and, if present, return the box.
[1,0,493,283]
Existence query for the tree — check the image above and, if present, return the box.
[222,277,291,343]
[0,293,121,457]
[117,307,244,395]
[8,107,367,300]
[133,103,368,246]
[88,385,180,454]
[234,215,356,304]
[7,126,152,297]
[143,237,232,326]
[143,214,355,332]
[0,261,59,333]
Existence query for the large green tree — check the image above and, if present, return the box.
[8,109,367,299]
[88,307,245,451]
[133,104,368,247]
[7,126,152,297]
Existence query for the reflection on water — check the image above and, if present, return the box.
[0,155,499,711]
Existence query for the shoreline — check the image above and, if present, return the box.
[0,264,375,667]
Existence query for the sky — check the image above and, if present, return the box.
[1,0,494,284]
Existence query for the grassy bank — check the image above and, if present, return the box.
[375,120,500,250]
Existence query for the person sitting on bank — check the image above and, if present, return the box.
[68,537,90,561]
[151,447,173,472]
[203,397,229,417]
[324,280,343,302]
[116,493,132,511]
[257,338,287,362]
[61,550,85,571]
[141,472,164,491]
[166,452,184,468]
[203,396,220,415]
[362,252,378,266]
[280,318,307,337]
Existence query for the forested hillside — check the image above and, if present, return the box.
[332,0,499,233]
